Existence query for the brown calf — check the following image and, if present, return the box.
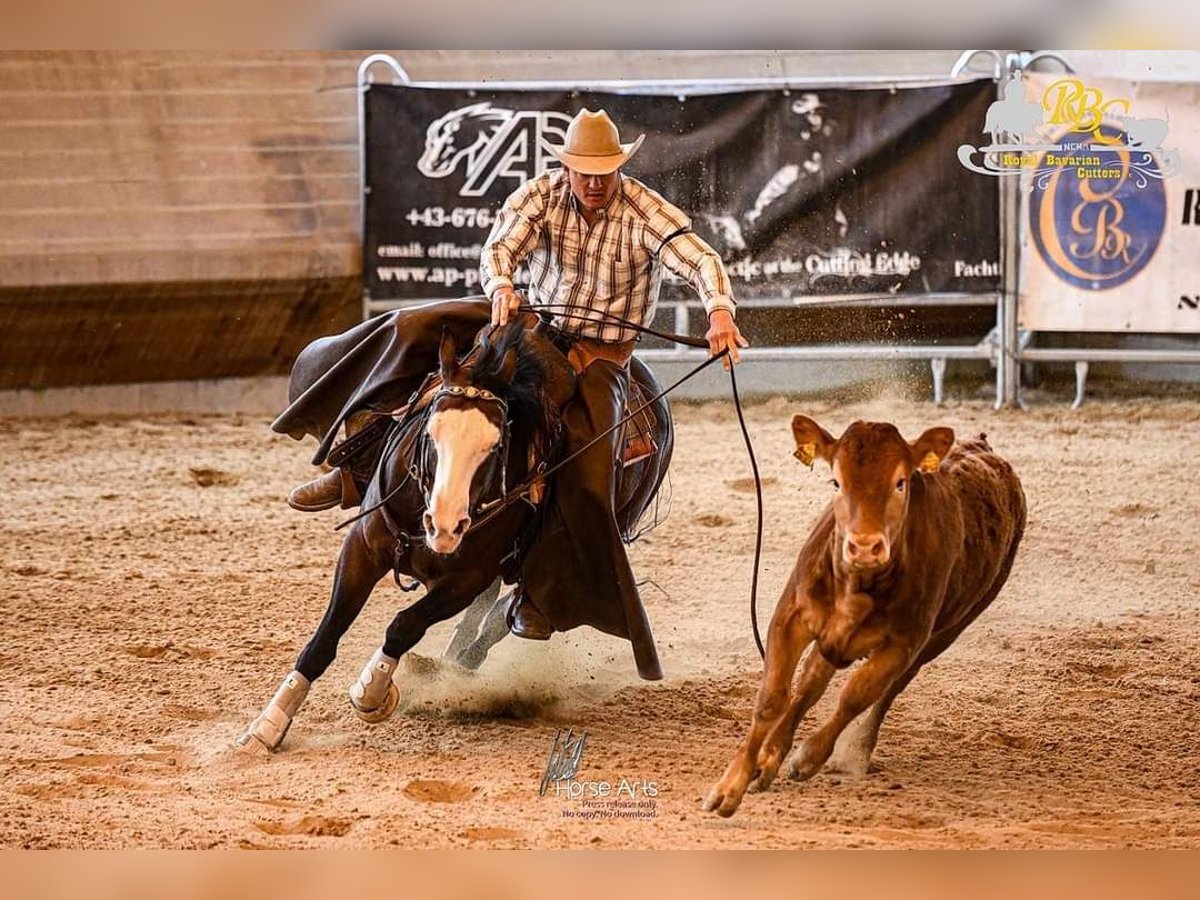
[703,416,1026,817]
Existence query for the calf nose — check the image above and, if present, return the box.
[845,532,889,567]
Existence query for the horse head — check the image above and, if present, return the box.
[421,327,514,554]
[420,315,578,555]
[417,102,510,178]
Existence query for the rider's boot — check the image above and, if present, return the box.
[506,588,553,641]
[287,468,344,512]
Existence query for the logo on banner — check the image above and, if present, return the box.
[957,76,1180,185]
[1028,126,1167,290]
[417,102,572,197]
[958,76,1176,290]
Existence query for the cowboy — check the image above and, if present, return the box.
[284,108,747,680]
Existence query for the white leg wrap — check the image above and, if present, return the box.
[237,671,310,754]
[349,648,401,722]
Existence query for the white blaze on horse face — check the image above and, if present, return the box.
[425,407,500,554]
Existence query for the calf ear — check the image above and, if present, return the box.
[791,415,836,468]
[909,427,955,473]
[438,328,458,379]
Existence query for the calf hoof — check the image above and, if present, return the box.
[700,786,744,818]
[748,767,778,794]
[786,749,822,782]
[349,648,401,724]
[824,751,871,778]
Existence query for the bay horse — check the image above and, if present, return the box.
[238,313,673,753]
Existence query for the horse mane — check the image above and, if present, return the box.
[466,321,573,442]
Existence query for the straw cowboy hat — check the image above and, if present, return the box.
[550,108,645,175]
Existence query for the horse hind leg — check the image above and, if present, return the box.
[440,578,502,665]
[454,584,512,671]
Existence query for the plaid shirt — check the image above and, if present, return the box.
[481,170,736,343]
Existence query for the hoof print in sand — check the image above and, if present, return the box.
[254,815,352,837]
[402,779,479,803]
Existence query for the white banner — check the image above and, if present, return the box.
[1013,74,1200,333]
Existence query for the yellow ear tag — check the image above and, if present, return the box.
[793,443,816,468]
[918,451,941,474]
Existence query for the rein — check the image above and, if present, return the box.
[467,345,726,533]
[515,301,766,659]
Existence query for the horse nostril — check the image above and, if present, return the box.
[422,512,434,534]
[453,517,470,536]
[870,539,885,557]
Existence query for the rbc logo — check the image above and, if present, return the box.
[1029,127,1167,290]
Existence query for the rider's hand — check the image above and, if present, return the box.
[706,308,749,370]
[490,287,523,327]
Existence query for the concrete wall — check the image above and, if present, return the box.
[0,51,365,391]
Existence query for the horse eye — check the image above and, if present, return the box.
[896,478,906,492]
[829,479,840,491]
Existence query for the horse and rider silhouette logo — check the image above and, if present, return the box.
[961,75,1175,291]
[417,102,573,197]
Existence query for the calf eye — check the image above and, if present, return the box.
[829,479,840,491]
[895,478,906,492]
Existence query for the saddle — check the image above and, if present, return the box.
[620,378,659,467]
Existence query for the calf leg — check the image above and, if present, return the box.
[748,647,836,792]
[239,521,389,753]
[702,604,810,817]
[825,614,988,776]
[826,663,919,776]
[787,643,915,782]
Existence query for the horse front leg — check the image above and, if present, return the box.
[349,573,489,723]
[238,519,390,753]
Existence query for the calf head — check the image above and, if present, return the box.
[791,416,955,572]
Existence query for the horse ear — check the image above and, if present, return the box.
[438,328,458,379]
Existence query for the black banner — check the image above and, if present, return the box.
[364,81,999,302]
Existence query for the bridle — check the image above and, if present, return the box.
[411,383,512,522]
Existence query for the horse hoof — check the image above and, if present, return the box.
[351,682,400,724]
[236,713,292,754]
[235,730,273,755]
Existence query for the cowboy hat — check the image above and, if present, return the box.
[549,108,645,175]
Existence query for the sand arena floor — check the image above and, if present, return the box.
[2,389,1199,848]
